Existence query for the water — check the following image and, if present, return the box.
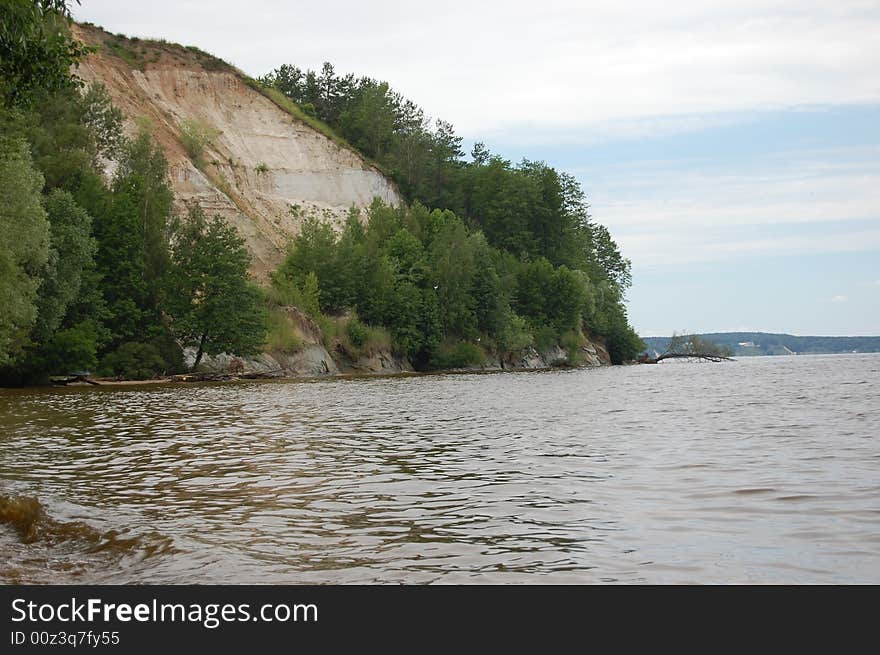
[1,354,878,584]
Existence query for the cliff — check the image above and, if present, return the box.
[71,24,400,280]
[70,25,610,379]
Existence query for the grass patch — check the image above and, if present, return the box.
[179,119,221,164]
[185,44,231,71]
[312,313,392,357]
[265,307,302,354]
[103,38,143,70]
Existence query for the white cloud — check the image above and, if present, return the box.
[73,0,880,137]
[619,227,880,270]
[577,146,880,268]
[830,295,849,303]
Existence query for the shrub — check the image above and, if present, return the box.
[313,313,341,349]
[346,316,368,348]
[179,119,221,163]
[98,342,168,380]
[429,340,485,369]
[255,162,269,174]
[265,307,301,353]
[496,312,532,352]
[149,333,185,375]
[532,325,558,352]
[560,330,586,365]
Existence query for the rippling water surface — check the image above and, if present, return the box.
[1,354,878,583]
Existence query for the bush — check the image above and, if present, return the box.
[560,330,586,365]
[265,307,301,353]
[346,316,369,348]
[267,273,321,318]
[98,342,169,380]
[496,311,532,352]
[429,340,485,369]
[313,313,341,349]
[149,333,185,374]
[179,120,220,163]
[532,325,558,352]
[605,316,645,364]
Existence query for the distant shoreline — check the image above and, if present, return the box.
[642,332,880,358]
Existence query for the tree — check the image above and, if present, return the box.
[166,207,266,369]
[0,0,88,107]
[429,216,477,339]
[0,138,49,365]
[93,130,174,342]
[339,81,396,159]
[31,189,95,343]
[588,223,632,292]
[276,214,350,312]
[113,130,174,310]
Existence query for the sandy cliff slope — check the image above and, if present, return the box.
[72,24,400,279]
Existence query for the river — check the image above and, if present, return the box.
[1,354,878,583]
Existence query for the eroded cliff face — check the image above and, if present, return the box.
[72,24,400,279]
[70,25,610,379]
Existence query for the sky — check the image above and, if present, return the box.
[72,0,880,336]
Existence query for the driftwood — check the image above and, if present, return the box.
[50,373,101,386]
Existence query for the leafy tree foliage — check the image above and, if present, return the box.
[0,0,88,107]
[166,207,266,369]
[0,138,49,365]
[261,64,641,361]
[32,189,95,343]
[0,41,270,383]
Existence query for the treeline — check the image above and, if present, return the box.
[261,63,643,363]
[0,1,264,383]
[0,2,642,385]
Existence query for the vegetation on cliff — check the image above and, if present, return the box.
[261,62,643,364]
[0,1,642,384]
[0,1,265,383]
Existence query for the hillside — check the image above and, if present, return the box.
[71,23,400,279]
[642,333,880,356]
[2,9,641,383]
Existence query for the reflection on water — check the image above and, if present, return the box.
[1,354,879,583]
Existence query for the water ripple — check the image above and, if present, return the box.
[1,353,879,583]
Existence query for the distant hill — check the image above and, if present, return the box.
[641,333,880,356]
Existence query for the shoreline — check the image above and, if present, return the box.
[6,361,609,392]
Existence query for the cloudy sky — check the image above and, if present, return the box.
[73,0,880,336]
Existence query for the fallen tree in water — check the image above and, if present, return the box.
[654,352,732,363]
[641,332,734,363]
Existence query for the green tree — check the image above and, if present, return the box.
[338,81,396,159]
[166,207,266,369]
[429,216,477,339]
[94,130,173,342]
[31,189,95,343]
[276,214,351,312]
[0,0,88,107]
[0,138,49,365]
